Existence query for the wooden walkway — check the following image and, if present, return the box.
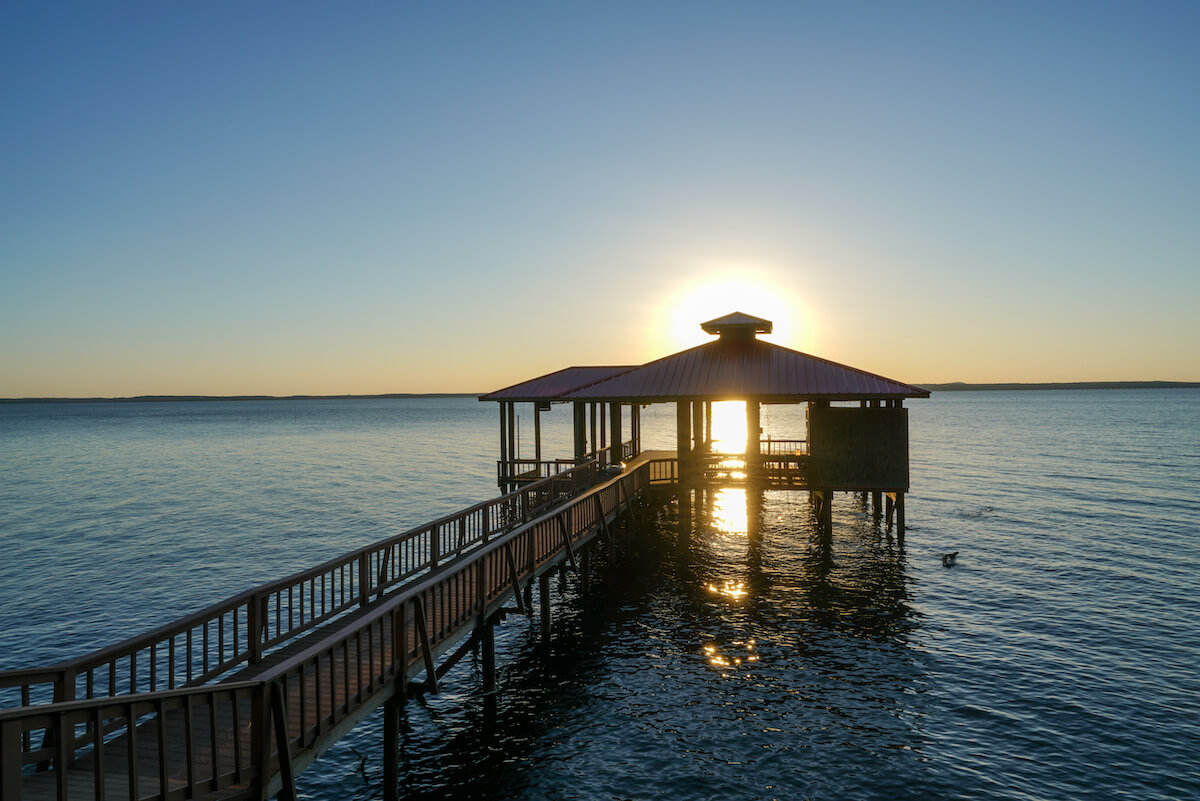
[1,459,655,801]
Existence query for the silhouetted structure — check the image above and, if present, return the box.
[481,312,928,533]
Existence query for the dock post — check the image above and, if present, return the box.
[581,545,592,594]
[539,574,551,636]
[885,493,895,531]
[745,400,761,481]
[812,490,832,532]
[383,690,403,801]
[705,401,713,448]
[534,402,542,463]
[573,402,587,464]
[676,401,692,482]
[599,406,607,465]
[610,402,622,463]
[896,493,906,546]
[481,621,496,692]
[589,403,597,463]
[506,402,517,490]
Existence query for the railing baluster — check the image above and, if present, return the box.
[156,697,168,798]
[234,687,248,785]
[53,709,68,800]
[315,653,323,734]
[92,705,105,800]
[209,692,220,790]
[183,693,195,795]
[126,701,138,801]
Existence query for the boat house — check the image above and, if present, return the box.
[480,312,929,533]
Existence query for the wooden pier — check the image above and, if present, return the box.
[1,312,927,800]
[1,459,657,801]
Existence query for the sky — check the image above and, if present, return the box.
[2,1,1197,397]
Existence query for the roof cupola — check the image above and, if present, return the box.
[699,311,773,340]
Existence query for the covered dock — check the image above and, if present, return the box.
[480,312,929,534]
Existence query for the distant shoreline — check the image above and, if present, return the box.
[0,393,481,404]
[916,381,1200,392]
[2,382,1198,403]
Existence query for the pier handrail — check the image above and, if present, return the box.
[0,460,601,712]
[760,437,807,456]
[500,440,638,483]
[0,464,651,801]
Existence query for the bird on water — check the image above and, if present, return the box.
[942,551,959,567]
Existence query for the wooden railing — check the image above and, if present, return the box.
[647,455,679,485]
[0,682,261,801]
[0,462,600,714]
[760,438,807,456]
[646,452,809,486]
[0,464,650,801]
[498,441,638,484]
[496,458,578,483]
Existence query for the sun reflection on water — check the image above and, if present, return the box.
[703,640,761,676]
[711,487,748,537]
[706,579,748,599]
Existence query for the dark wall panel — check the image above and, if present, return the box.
[808,407,909,490]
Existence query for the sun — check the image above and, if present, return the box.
[659,271,808,352]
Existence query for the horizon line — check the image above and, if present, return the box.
[3,380,1200,404]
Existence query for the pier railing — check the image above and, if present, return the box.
[0,464,650,801]
[496,458,578,483]
[0,462,601,713]
[760,438,807,456]
[645,452,809,487]
[498,440,638,484]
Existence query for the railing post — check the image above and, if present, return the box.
[429,525,440,569]
[2,719,23,801]
[248,593,264,663]
[358,552,371,609]
[251,683,271,801]
[271,681,297,801]
[53,668,76,704]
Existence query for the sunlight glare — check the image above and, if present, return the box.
[659,271,807,352]
[711,487,749,537]
[703,640,761,674]
[709,400,747,453]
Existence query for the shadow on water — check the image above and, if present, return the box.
[327,488,962,801]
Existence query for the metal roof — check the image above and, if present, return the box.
[561,337,930,402]
[478,365,638,401]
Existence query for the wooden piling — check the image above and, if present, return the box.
[481,622,496,692]
[746,400,761,481]
[383,692,402,801]
[610,402,622,463]
[573,402,586,464]
[676,402,692,482]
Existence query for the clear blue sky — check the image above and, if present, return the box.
[2,1,1197,396]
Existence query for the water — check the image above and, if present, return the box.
[2,391,1198,800]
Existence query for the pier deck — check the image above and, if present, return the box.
[1,458,651,801]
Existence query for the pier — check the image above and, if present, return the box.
[0,312,927,800]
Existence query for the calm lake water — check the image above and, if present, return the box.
[1,391,1198,800]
